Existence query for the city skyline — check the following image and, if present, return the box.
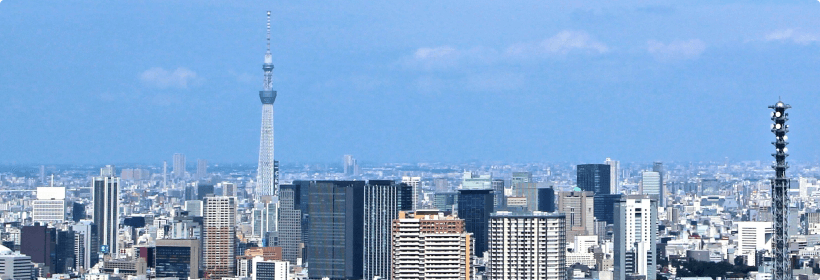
[3,1,820,164]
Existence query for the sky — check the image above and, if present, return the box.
[2,1,820,165]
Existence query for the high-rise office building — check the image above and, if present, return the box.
[0,245,33,280]
[488,211,566,280]
[197,159,208,180]
[492,179,505,207]
[614,196,657,280]
[198,183,215,200]
[256,12,277,201]
[203,196,237,279]
[537,187,555,212]
[457,188,494,258]
[343,155,355,175]
[605,158,620,194]
[392,210,472,280]
[21,223,55,271]
[155,239,201,279]
[32,186,66,224]
[462,172,492,189]
[558,190,595,240]
[593,194,622,225]
[93,165,119,256]
[185,200,204,217]
[433,192,459,212]
[640,171,661,204]
[277,184,302,264]
[173,153,186,179]
[307,181,365,280]
[401,176,421,210]
[73,220,99,273]
[511,172,532,184]
[363,180,405,280]
[514,182,538,211]
[652,162,665,206]
[252,196,278,240]
[577,164,611,195]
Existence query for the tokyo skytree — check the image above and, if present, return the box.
[256,11,277,200]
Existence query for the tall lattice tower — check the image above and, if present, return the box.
[256,11,277,200]
[769,100,791,280]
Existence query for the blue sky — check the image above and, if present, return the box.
[2,1,820,164]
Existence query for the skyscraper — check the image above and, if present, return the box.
[605,158,620,194]
[492,179,505,207]
[256,11,277,200]
[363,180,403,280]
[537,187,555,212]
[652,162,665,206]
[173,153,186,179]
[73,220,99,273]
[558,190,595,240]
[307,181,365,280]
[614,196,657,280]
[203,196,237,279]
[640,171,661,203]
[577,164,611,195]
[392,210,472,280]
[277,184,302,264]
[488,211,566,280]
[197,159,208,180]
[401,176,421,210]
[593,194,622,225]
[457,188,494,258]
[343,155,355,175]
[93,165,119,256]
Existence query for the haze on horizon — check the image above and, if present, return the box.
[2,1,820,165]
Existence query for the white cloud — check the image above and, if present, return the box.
[510,30,609,56]
[765,29,819,45]
[545,30,609,54]
[407,30,608,70]
[139,67,199,89]
[647,39,705,61]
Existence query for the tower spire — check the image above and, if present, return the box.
[266,11,271,53]
[256,11,277,201]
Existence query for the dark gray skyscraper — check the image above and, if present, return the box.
[457,188,494,258]
[308,181,365,280]
[93,165,119,256]
[492,179,505,207]
[537,187,555,212]
[577,164,611,195]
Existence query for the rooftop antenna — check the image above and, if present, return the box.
[266,11,271,53]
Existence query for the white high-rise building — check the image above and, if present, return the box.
[203,196,237,279]
[614,196,657,280]
[488,211,566,280]
[0,245,33,280]
[256,12,277,201]
[392,210,472,280]
[401,176,421,210]
[734,221,773,266]
[32,186,66,224]
[173,153,186,179]
[252,196,278,239]
[250,256,288,280]
[605,158,620,194]
[73,220,99,273]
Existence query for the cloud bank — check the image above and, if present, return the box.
[647,39,706,61]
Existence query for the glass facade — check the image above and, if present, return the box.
[155,246,192,279]
[577,164,611,195]
[307,181,364,280]
[457,189,494,258]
